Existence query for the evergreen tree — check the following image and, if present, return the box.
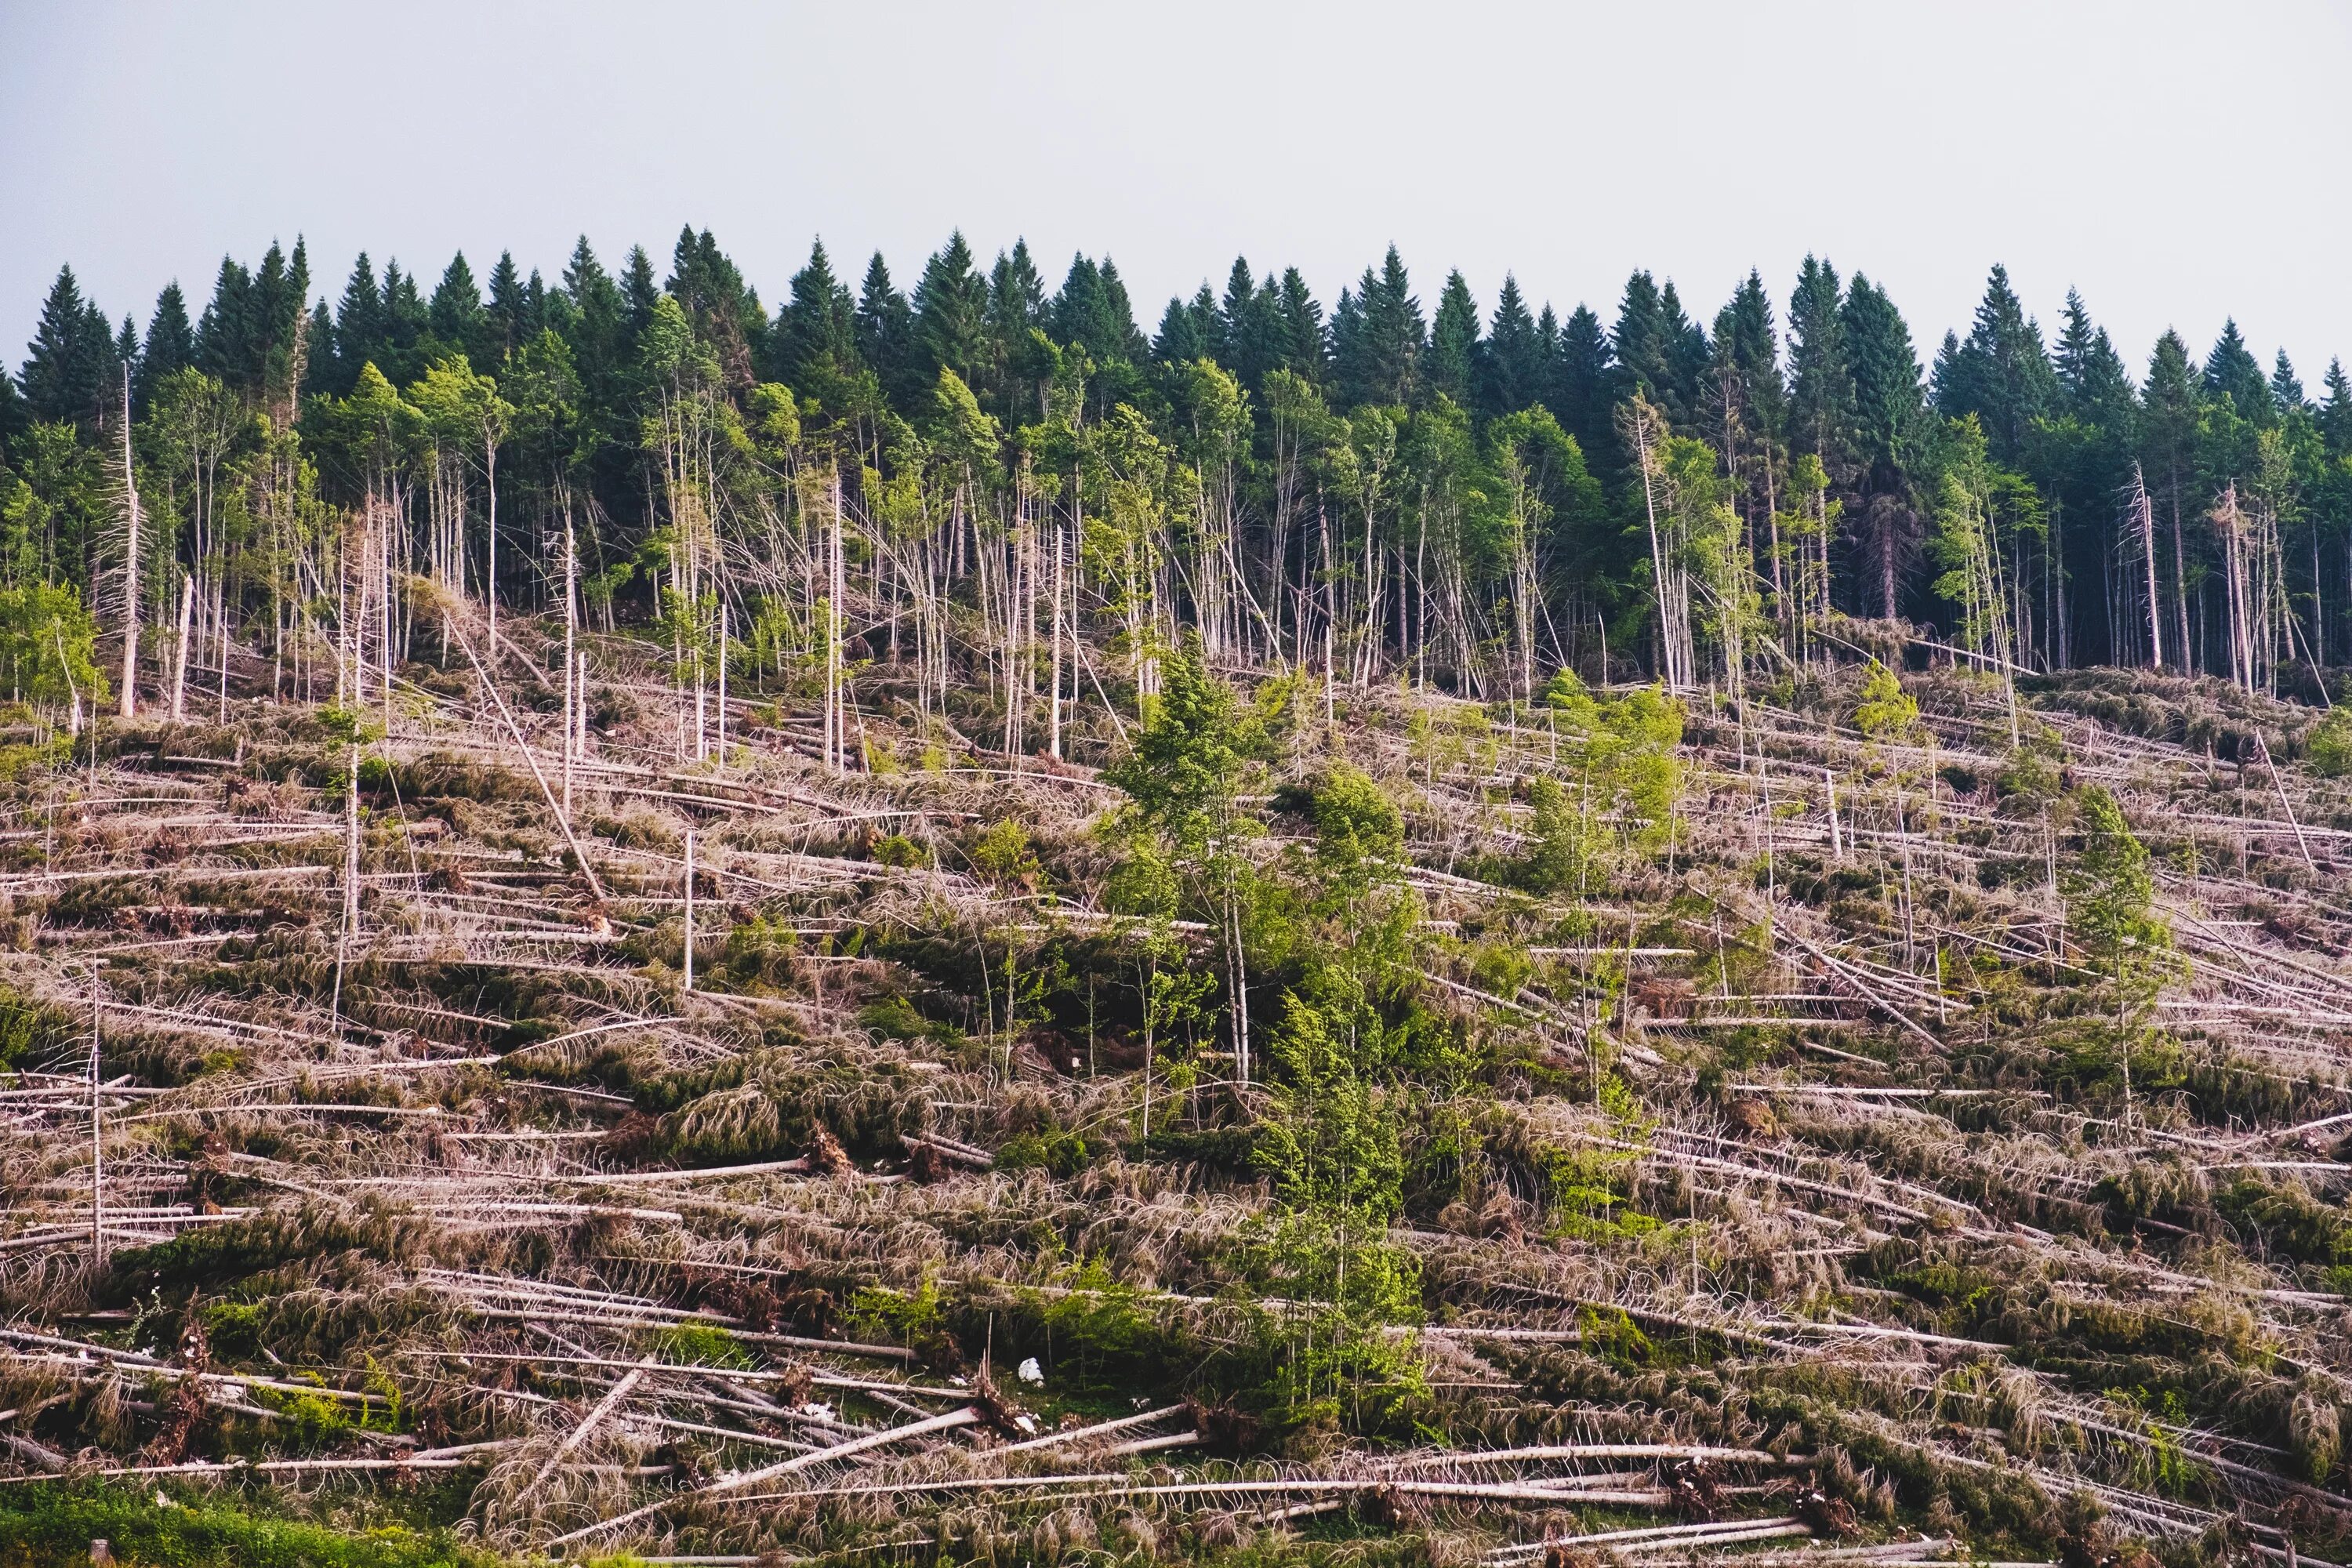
[1843,274,1924,485]
[2321,358,2352,458]
[1221,260,1285,391]
[428,252,490,368]
[195,255,256,390]
[1046,253,1147,366]
[2270,349,2307,417]
[379,260,429,387]
[666,227,764,391]
[1480,274,1544,420]
[20,266,112,431]
[2140,330,2204,667]
[1786,255,1853,472]
[913,231,990,387]
[1704,270,1783,490]
[136,282,198,413]
[487,250,528,363]
[2201,318,2270,424]
[327,254,384,397]
[1273,267,1324,382]
[1153,295,1208,365]
[1332,245,1423,407]
[1933,263,2056,465]
[1428,270,1480,408]
[1547,303,1614,477]
[855,251,918,403]
[774,238,862,391]
[619,246,661,341]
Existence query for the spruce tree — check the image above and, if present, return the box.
[1428,270,1480,408]
[1547,303,1614,479]
[381,260,430,387]
[2201,319,2269,424]
[1480,274,1544,421]
[2321,358,2352,457]
[855,252,917,404]
[1786,255,1853,473]
[775,239,861,390]
[1273,268,1324,382]
[195,255,256,390]
[428,252,489,368]
[328,256,384,397]
[1153,296,1207,365]
[487,251,528,363]
[1334,246,1422,408]
[2269,349,2307,416]
[20,265,111,431]
[619,246,661,342]
[136,282,198,412]
[913,231,990,387]
[1933,263,2056,465]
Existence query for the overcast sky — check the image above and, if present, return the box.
[5,0,2350,388]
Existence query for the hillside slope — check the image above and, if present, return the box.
[2,626,2350,1568]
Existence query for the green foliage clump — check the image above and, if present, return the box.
[1853,659,1920,742]
[651,1322,753,1368]
[0,1483,493,1568]
[2307,706,2352,777]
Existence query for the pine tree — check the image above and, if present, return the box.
[487,251,528,363]
[2321,358,2352,457]
[1843,274,1927,617]
[1547,303,1614,478]
[195,255,256,390]
[1334,245,1423,408]
[2270,349,2307,417]
[1221,260,1284,392]
[619,247,661,342]
[2201,319,2269,424]
[327,255,384,397]
[20,266,112,431]
[136,283,197,413]
[1153,296,1207,365]
[381,260,429,387]
[1480,274,1544,421]
[1428,270,1480,408]
[1786,255,1853,473]
[1273,267,1324,382]
[1933,263,2056,465]
[913,231,990,387]
[855,252,917,403]
[775,239,861,390]
[428,252,490,368]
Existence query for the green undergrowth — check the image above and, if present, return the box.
[0,1483,496,1568]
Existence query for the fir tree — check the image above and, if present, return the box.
[428,252,489,368]
[2270,349,2307,416]
[2201,318,2269,424]
[1272,268,1324,382]
[913,231,990,387]
[1933,263,2056,465]
[775,239,861,390]
[487,251,528,363]
[1428,270,1480,408]
[327,255,384,397]
[1480,274,1544,421]
[20,265,112,431]
[855,251,917,403]
[1547,303,1613,477]
[2321,358,2352,457]
[136,282,198,413]
[1786,255,1853,472]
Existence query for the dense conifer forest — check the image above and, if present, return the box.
[2,230,2352,1568]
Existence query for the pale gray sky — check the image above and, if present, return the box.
[5,0,2350,387]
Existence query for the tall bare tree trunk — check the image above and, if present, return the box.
[118,367,141,718]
